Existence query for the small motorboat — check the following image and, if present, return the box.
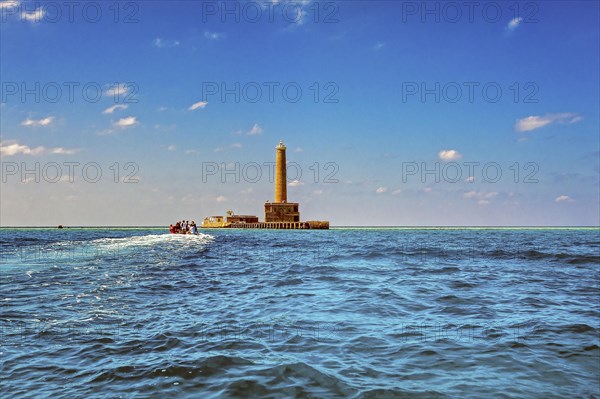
[169,221,199,235]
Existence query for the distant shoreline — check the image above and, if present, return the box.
[0,226,598,230]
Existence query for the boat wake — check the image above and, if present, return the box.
[89,233,214,250]
[1,233,215,271]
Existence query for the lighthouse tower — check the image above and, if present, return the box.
[274,140,287,203]
[264,140,300,223]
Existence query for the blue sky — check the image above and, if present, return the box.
[1,0,598,226]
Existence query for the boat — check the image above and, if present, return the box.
[169,221,199,234]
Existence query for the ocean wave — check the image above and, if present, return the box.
[2,229,599,399]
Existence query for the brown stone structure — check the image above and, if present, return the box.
[227,215,259,224]
[264,202,300,222]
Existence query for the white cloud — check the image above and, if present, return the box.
[21,116,55,127]
[515,113,582,132]
[247,123,263,136]
[21,8,43,22]
[168,145,176,152]
[516,116,552,132]
[214,143,242,152]
[241,188,254,194]
[373,42,385,51]
[0,140,79,156]
[0,0,19,10]
[289,180,304,187]
[294,147,304,153]
[188,101,208,111]
[102,104,128,114]
[312,190,323,195]
[153,38,180,48]
[423,187,433,193]
[154,124,176,133]
[232,124,264,136]
[464,191,495,199]
[392,189,402,195]
[438,149,463,161]
[216,195,228,203]
[288,5,308,25]
[97,129,116,136]
[1,142,44,156]
[555,195,574,203]
[466,176,475,183]
[506,17,523,31]
[296,10,309,25]
[113,116,138,128]
[464,191,498,205]
[50,147,79,155]
[105,84,129,98]
[376,186,387,194]
[265,0,312,26]
[204,31,224,40]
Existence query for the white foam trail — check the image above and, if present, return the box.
[89,233,214,250]
[0,233,215,269]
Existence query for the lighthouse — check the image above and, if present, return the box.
[264,140,300,223]
[202,140,329,229]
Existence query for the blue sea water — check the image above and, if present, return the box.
[0,227,599,398]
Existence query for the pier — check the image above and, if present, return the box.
[229,221,330,229]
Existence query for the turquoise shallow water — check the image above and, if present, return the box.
[1,228,599,398]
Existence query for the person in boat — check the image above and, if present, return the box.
[175,221,181,234]
[190,221,198,234]
[169,224,175,234]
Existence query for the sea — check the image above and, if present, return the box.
[0,227,598,398]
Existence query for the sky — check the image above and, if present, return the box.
[0,0,599,226]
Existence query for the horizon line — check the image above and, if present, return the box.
[0,225,598,229]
